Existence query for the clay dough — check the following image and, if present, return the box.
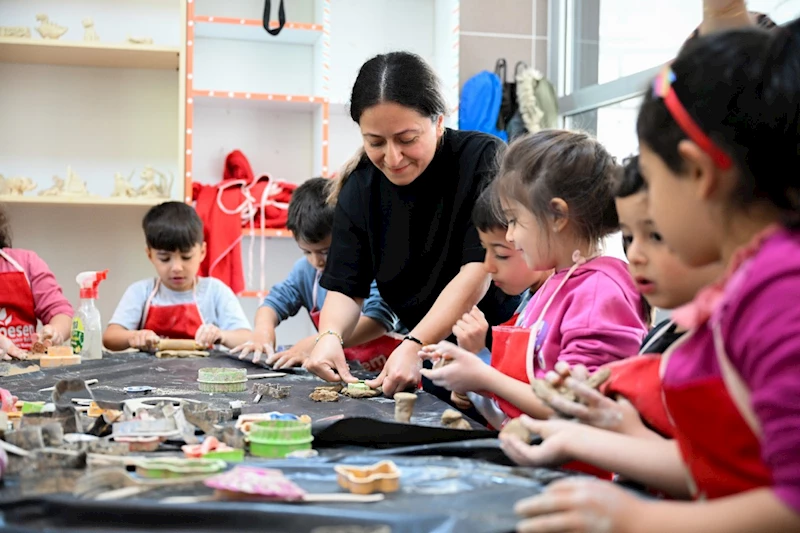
[531,367,612,404]
[340,382,381,399]
[499,417,532,444]
[441,409,471,430]
[393,392,417,423]
[309,388,339,402]
[155,350,209,358]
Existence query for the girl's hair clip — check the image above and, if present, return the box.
[651,64,733,170]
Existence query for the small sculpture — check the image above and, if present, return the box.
[35,14,68,40]
[0,27,31,38]
[38,176,65,196]
[127,35,153,45]
[82,18,99,42]
[111,171,137,198]
[62,166,92,196]
[136,166,173,198]
[0,175,37,196]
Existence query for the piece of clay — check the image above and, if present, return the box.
[0,27,31,38]
[0,175,37,195]
[341,382,381,399]
[499,417,532,444]
[393,392,416,423]
[62,167,93,197]
[35,14,67,40]
[155,350,209,359]
[440,409,471,430]
[252,383,289,403]
[127,35,154,45]
[137,165,173,198]
[111,171,136,197]
[531,367,612,405]
[82,18,99,41]
[309,388,339,402]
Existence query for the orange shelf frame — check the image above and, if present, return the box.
[239,290,269,299]
[193,16,323,45]
[242,228,293,238]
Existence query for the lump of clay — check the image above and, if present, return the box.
[441,409,471,430]
[531,367,611,404]
[499,417,532,444]
[309,387,339,402]
[340,381,381,399]
[394,392,417,423]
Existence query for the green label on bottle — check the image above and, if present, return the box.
[71,317,84,354]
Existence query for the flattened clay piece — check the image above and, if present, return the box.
[309,388,339,402]
[156,350,209,358]
[530,379,558,403]
[499,417,532,444]
[341,382,381,399]
[393,392,417,423]
[584,367,611,389]
[441,408,471,430]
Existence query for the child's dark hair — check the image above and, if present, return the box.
[638,19,800,224]
[614,155,645,199]
[286,177,334,244]
[472,185,507,233]
[142,201,204,252]
[495,129,620,243]
[0,206,11,249]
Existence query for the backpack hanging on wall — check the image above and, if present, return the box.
[459,70,508,141]
[263,0,286,36]
[507,63,558,141]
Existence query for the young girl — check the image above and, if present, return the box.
[513,19,800,532]
[420,130,648,422]
[0,206,73,359]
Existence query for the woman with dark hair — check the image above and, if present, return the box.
[305,51,519,398]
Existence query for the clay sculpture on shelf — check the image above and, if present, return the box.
[0,27,31,38]
[393,392,416,423]
[82,18,99,41]
[137,166,173,198]
[62,167,93,197]
[38,176,65,196]
[127,35,154,45]
[35,14,68,40]
[111,171,137,197]
[441,409,471,430]
[0,175,37,196]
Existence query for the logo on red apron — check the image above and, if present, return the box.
[0,307,35,346]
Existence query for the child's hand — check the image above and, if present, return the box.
[129,330,160,351]
[266,335,315,370]
[195,324,222,348]
[499,414,584,467]
[40,324,65,345]
[232,332,276,364]
[453,306,488,354]
[514,477,644,533]
[451,391,473,410]
[419,341,488,393]
[0,334,27,360]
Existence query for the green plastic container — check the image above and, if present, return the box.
[248,419,313,458]
[203,449,245,463]
[197,367,247,393]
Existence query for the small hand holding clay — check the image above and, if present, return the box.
[40,324,65,346]
[499,414,585,468]
[514,477,644,533]
[128,329,160,351]
[0,333,27,360]
[419,341,488,394]
[365,340,421,397]
[266,335,315,370]
[453,306,488,354]
[232,333,276,365]
[450,391,473,410]
[195,324,222,348]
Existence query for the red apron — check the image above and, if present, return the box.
[0,249,37,351]
[660,322,771,499]
[309,271,401,373]
[141,278,205,339]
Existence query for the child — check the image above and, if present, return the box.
[513,20,800,532]
[232,178,397,371]
[104,202,251,351]
[0,205,72,359]
[420,130,648,422]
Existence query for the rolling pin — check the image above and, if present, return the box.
[156,339,202,351]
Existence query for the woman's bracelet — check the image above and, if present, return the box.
[315,330,344,346]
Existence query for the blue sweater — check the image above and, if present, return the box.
[262,258,397,333]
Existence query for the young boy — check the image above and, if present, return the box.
[232,178,397,371]
[104,202,252,351]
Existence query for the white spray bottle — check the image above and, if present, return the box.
[71,270,108,360]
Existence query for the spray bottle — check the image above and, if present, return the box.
[71,270,108,360]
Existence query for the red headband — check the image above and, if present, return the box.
[652,65,733,170]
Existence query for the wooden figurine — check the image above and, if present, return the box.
[0,175,37,196]
[39,176,65,196]
[62,166,92,196]
[127,35,154,45]
[136,166,173,198]
[82,18,99,42]
[0,27,31,38]
[111,171,137,198]
[35,14,68,40]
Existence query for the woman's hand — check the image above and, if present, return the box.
[514,477,644,533]
[366,340,422,397]
[499,414,584,467]
[453,306,488,354]
[419,341,489,394]
[128,329,160,351]
[195,324,222,348]
[304,333,357,383]
[266,335,316,370]
[0,334,27,360]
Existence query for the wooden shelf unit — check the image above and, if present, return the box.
[0,37,181,70]
[193,16,322,45]
[242,228,293,238]
[0,195,170,207]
